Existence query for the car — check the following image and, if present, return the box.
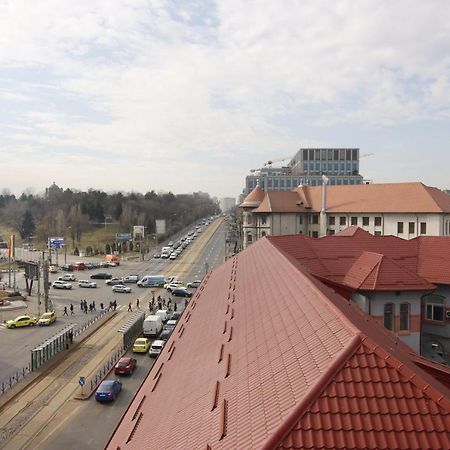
[112,284,131,293]
[85,262,98,270]
[170,311,182,321]
[159,328,173,342]
[95,379,122,402]
[78,280,97,288]
[169,253,177,260]
[49,265,58,273]
[165,280,183,291]
[61,264,74,271]
[164,319,177,330]
[172,287,193,298]
[52,280,72,289]
[161,253,169,259]
[149,340,165,358]
[58,274,76,281]
[153,253,161,259]
[187,280,202,288]
[114,357,137,375]
[168,241,174,247]
[123,275,139,283]
[133,337,151,353]
[90,272,112,279]
[6,315,38,328]
[105,277,124,286]
[72,262,86,270]
[38,311,56,326]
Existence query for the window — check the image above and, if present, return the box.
[374,231,382,236]
[312,215,319,224]
[351,216,358,226]
[329,216,335,225]
[420,222,427,234]
[260,215,267,225]
[384,303,394,331]
[346,149,351,160]
[352,149,358,160]
[246,233,253,244]
[374,216,382,227]
[246,214,252,225]
[261,231,266,238]
[425,296,445,321]
[273,179,279,188]
[399,303,410,331]
[328,229,335,235]
[362,217,369,226]
[409,222,415,234]
[397,222,404,234]
[303,149,308,160]
[298,215,303,225]
[340,216,346,226]
[312,231,319,238]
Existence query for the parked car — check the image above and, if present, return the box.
[170,311,182,321]
[72,262,86,270]
[78,280,97,288]
[149,340,165,358]
[187,280,202,288]
[49,265,59,273]
[169,253,177,260]
[61,264,74,271]
[105,277,124,286]
[52,280,72,289]
[114,357,137,375]
[153,253,161,259]
[58,274,76,281]
[38,311,56,326]
[6,315,38,328]
[172,287,193,298]
[90,272,112,279]
[164,319,177,330]
[133,337,151,353]
[165,280,183,292]
[112,284,131,293]
[95,380,122,402]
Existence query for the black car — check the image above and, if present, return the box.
[159,329,172,342]
[61,264,74,271]
[171,288,193,298]
[90,272,112,279]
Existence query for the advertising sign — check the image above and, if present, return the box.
[116,233,132,242]
[133,225,145,238]
[155,219,166,235]
[49,237,65,249]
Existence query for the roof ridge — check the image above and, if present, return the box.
[266,191,272,212]
[365,252,382,290]
[261,334,363,450]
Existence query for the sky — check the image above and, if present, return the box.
[0,0,449,199]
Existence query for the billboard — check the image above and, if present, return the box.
[133,225,145,238]
[155,219,166,235]
[49,237,65,249]
[116,233,132,242]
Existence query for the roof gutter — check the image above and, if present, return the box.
[260,333,362,450]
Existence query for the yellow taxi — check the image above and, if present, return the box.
[133,337,151,353]
[38,311,56,326]
[6,315,38,329]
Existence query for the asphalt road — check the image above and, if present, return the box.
[0,219,227,450]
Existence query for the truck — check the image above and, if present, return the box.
[143,315,163,338]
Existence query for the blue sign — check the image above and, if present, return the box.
[79,376,85,386]
[49,237,65,249]
[116,233,132,242]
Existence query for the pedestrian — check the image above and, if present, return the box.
[184,299,188,308]
[100,302,104,310]
[158,301,162,310]
[63,306,68,316]
[162,298,166,307]
[127,302,132,312]
[174,302,177,312]
[84,303,88,314]
[113,300,117,311]
[136,298,140,309]
[80,299,83,310]
[108,301,112,311]
[70,303,74,315]
[89,303,93,313]
[92,300,96,311]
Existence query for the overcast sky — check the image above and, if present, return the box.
[0,0,449,199]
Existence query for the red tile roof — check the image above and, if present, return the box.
[244,182,450,214]
[240,185,266,208]
[269,229,450,287]
[107,238,450,450]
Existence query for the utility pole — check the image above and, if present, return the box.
[37,260,41,317]
[43,257,49,312]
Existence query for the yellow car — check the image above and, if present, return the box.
[38,311,56,326]
[6,315,38,329]
[133,338,151,353]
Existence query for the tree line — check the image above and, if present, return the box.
[0,184,219,251]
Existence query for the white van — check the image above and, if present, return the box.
[149,340,165,358]
[143,315,163,337]
[123,274,139,283]
[137,275,165,287]
[155,309,169,323]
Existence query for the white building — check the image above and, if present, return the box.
[220,197,236,213]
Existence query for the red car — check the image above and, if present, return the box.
[114,357,137,375]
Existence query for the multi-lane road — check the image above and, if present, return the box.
[0,218,229,450]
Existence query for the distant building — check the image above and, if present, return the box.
[220,197,236,213]
[240,182,450,248]
[245,148,364,195]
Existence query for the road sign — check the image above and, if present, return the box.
[79,376,85,386]
[116,233,132,242]
[49,237,65,249]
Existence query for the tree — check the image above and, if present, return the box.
[20,210,35,239]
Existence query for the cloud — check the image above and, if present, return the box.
[0,0,449,197]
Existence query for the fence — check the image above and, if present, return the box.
[0,309,109,398]
[89,345,126,392]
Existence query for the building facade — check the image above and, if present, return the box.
[240,182,450,248]
[220,197,236,213]
[245,148,364,194]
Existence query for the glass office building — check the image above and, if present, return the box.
[245,148,364,194]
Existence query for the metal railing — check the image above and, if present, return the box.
[89,345,126,392]
[73,308,108,337]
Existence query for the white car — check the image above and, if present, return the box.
[105,277,124,286]
[78,280,97,288]
[149,340,165,358]
[58,274,76,281]
[52,280,72,289]
[49,265,59,273]
[187,280,202,288]
[112,284,131,293]
[169,253,177,260]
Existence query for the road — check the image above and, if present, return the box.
[0,218,228,450]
